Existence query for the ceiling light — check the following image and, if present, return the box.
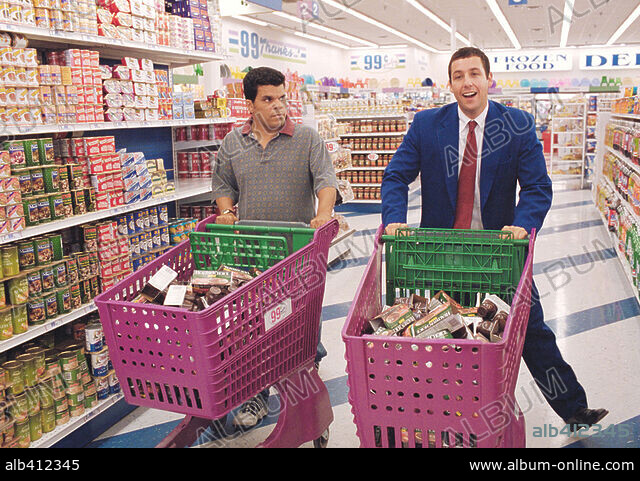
[271,10,376,47]
[485,0,521,50]
[405,0,471,46]
[559,0,574,48]
[607,3,640,45]
[320,0,441,53]
[231,15,269,27]
[293,31,351,49]
[349,44,409,51]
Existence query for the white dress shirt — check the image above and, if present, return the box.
[458,104,488,230]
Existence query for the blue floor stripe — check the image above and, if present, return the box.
[549,200,594,211]
[538,219,603,236]
[532,248,616,276]
[546,296,640,339]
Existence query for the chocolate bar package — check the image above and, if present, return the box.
[403,302,453,338]
[370,303,418,336]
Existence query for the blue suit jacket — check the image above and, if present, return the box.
[381,100,552,234]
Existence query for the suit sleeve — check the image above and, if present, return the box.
[512,112,552,235]
[381,117,422,226]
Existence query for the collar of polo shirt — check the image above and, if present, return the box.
[240,116,296,137]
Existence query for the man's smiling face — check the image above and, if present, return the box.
[448,55,493,119]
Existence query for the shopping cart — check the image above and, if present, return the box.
[94,215,339,448]
[342,226,535,448]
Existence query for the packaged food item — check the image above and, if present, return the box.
[369,303,417,336]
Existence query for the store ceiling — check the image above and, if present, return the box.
[237,0,640,51]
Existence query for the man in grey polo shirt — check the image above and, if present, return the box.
[211,67,338,429]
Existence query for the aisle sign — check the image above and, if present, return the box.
[580,48,640,70]
[490,51,572,72]
[298,0,319,20]
[350,52,406,72]
[228,28,308,64]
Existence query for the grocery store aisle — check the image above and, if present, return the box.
[86,185,640,448]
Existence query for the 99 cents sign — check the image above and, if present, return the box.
[352,53,406,72]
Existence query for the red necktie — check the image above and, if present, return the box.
[453,120,478,229]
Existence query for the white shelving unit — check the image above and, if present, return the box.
[549,101,587,187]
[0,19,226,449]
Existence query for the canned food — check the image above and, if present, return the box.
[2,360,24,395]
[84,380,96,397]
[29,411,42,442]
[45,355,61,379]
[56,286,71,314]
[0,306,12,340]
[58,351,78,372]
[108,370,120,394]
[14,418,30,448]
[25,386,40,415]
[0,366,5,391]
[89,346,109,377]
[64,256,78,284]
[31,169,45,194]
[69,283,81,309]
[66,384,84,407]
[18,240,36,269]
[16,353,37,387]
[96,375,109,399]
[54,393,68,413]
[44,291,58,319]
[62,366,81,385]
[26,296,46,325]
[11,303,28,334]
[23,198,40,226]
[43,165,59,193]
[84,322,103,352]
[84,392,97,409]
[49,192,64,219]
[41,406,55,433]
[1,245,19,276]
[52,261,67,287]
[158,205,168,225]
[34,237,53,265]
[55,408,70,426]
[37,195,52,222]
[24,346,45,380]
[9,392,29,422]
[8,274,29,304]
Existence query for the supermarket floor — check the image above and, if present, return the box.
[87,183,640,448]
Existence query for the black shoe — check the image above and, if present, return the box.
[564,408,609,432]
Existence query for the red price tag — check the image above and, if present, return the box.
[326,141,339,153]
[265,298,293,332]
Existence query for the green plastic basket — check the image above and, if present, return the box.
[382,228,529,307]
[189,223,316,272]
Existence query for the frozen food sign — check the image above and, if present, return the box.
[580,49,640,70]
[490,52,572,72]
[228,29,308,64]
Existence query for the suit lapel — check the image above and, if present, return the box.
[480,101,503,210]
[436,104,460,212]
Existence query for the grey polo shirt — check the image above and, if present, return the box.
[211,117,338,224]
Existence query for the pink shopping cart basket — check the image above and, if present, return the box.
[95,215,338,447]
[342,226,535,448]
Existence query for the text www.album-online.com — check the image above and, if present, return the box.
[469,460,635,472]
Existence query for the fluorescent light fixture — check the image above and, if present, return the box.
[271,10,376,47]
[485,0,521,50]
[320,0,441,53]
[405,0,471,46]
[607,2,640,45]
[294,31,351,49]
[559,0,574,48]
[231,15,269,27]
[350,44,409,51]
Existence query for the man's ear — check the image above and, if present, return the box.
[247,99,254,115]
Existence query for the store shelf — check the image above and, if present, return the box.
[174,139,223,150]
[29,393,125,448]
[553,117,585,121]
[555,131,585,134]
[2,118,236,137]
[350,150,397,155]
[348,199,381,204]
[345,166,387,170]
[0,22,224,68]
[335,114,406,120]
[0,302,97,354]
[0,179,212,245]
[349,183,381,187]
[611,113,640,121]
[339,131,406,137]
[605,145,640,178]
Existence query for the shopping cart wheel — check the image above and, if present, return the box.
[313,428,330,448]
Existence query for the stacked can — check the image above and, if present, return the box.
[177,151,214,179]
[84,321,119,400]
[94,220,132,292]
[117,205,170,272]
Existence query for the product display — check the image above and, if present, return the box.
[0,313,120,448]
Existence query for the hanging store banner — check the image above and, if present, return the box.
[228,28,308,64]
[490,51,572,72]
[350,52,407,72]
[580,48,640,70]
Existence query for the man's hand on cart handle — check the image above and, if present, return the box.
[310,213,333,229]
[216,212,239,225]
[385,223,409,236]
[502,225,528,240]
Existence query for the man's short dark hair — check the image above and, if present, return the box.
[243,67,286,102]
[448,47,491,81]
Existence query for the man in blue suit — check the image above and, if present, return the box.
[381,47,607,430]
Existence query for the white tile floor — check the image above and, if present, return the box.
[87,184,640,448]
